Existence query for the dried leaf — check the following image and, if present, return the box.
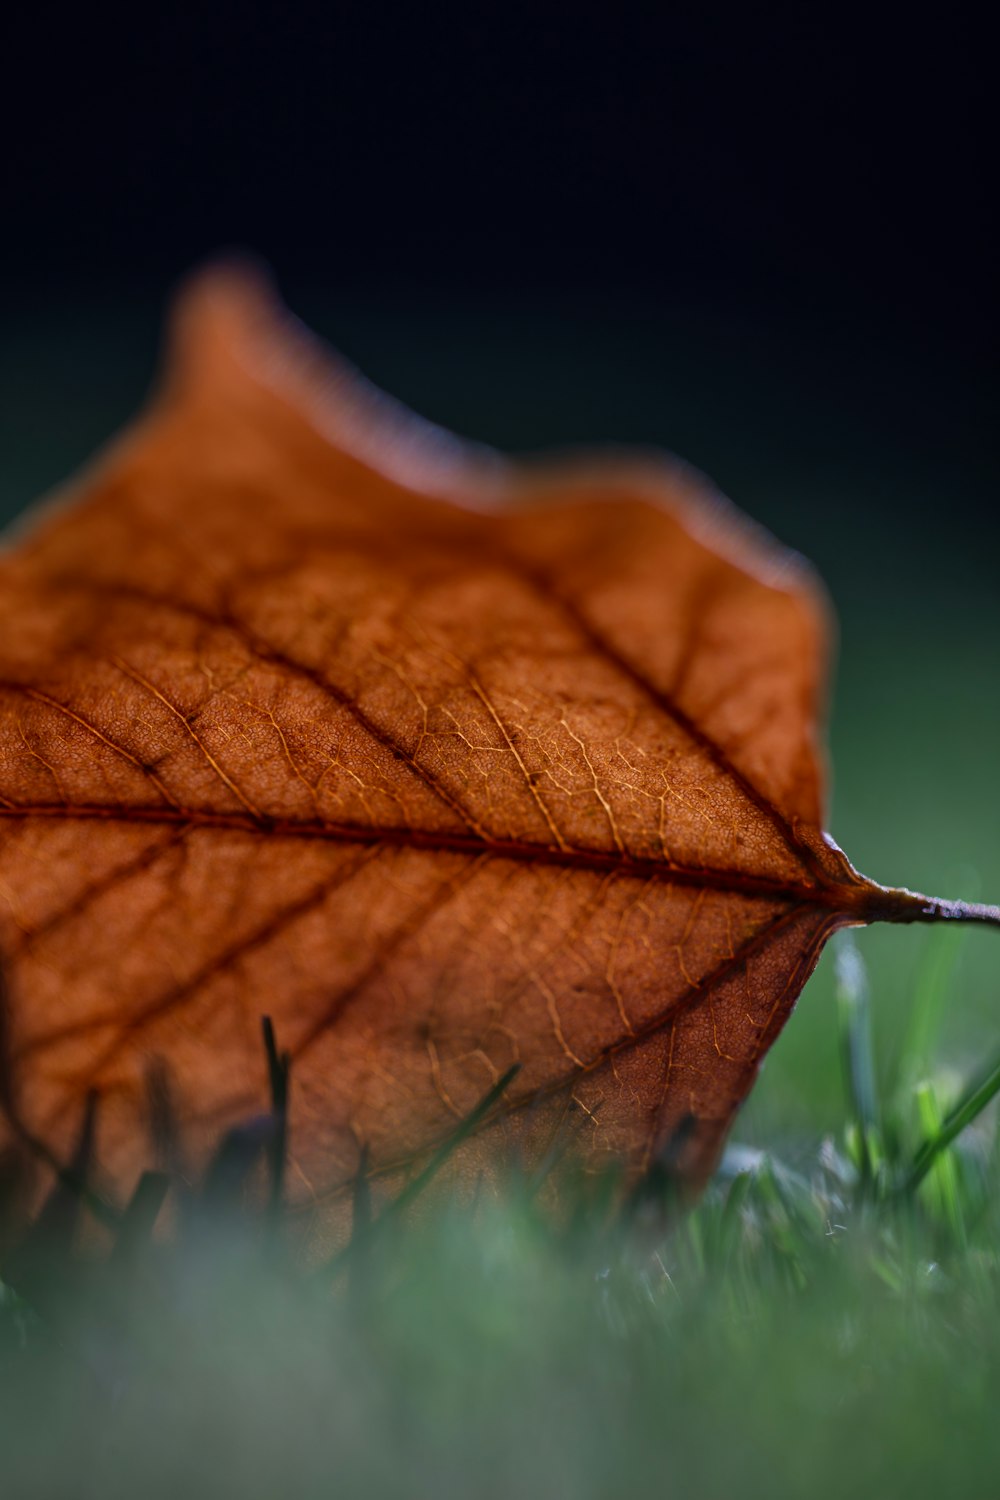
[0,267,995,1239]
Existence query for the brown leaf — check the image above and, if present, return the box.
[0,267,995,1240]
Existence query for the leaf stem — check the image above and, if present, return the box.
[866,886,1000,929]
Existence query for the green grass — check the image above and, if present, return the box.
[3,931,1000,1500]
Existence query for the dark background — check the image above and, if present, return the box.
[1,4,994,360]
[1,4,993,547]
[0,3,996,1133]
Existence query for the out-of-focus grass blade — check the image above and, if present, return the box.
[200,1117,274,1214]
[261,1015,290,1221]
[389,1063,521,1219]
[912,1081,965,1241]
[834,934,882,1187]
[753,1157,806,1289]
[899,920,969,1082]
[325,1064,521,1276]
[712,1169,753,1270]
[110,1171,170,1269]
[904,1048,1000,1196]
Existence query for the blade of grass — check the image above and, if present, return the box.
[390,1064,521,1218]
[110,1171,170,1269]
[200,1117,273,1215]
[834,934,881,1188]
[261,1015,290,1219]
[325,1064,520,1276]
[898,921,969,1083]
[752,1157,807,1290]
[711,1169,753,1272]
[912,1081,965,1243]
[903,1048,1000,1195]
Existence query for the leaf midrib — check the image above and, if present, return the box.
[0,799,852,910]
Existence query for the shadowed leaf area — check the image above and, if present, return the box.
[0,266,996,1249]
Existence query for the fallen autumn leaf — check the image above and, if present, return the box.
[0,265,995,1244]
